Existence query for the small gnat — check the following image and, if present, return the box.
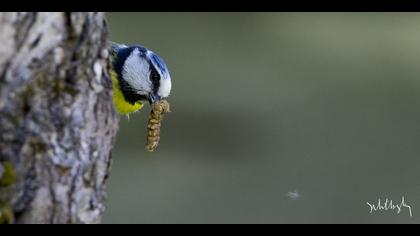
[287,190,300,200]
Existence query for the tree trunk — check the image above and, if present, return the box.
[0,12,119,224]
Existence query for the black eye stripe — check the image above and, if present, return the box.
[150,70,160,82]
[149,65,160,94]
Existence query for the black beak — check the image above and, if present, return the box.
[148,94,161,104]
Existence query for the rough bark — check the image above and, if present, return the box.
[0,12,119,224]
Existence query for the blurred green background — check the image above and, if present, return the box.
[103,13,420,224]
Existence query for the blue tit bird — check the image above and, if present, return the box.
[108,42,172,115]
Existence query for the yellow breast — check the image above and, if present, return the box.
[111,70,144,115]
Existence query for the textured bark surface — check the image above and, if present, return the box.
[0,12,119,224]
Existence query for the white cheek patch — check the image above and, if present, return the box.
[158,76,172,98]
[122,48,151,95]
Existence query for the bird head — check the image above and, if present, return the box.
[112,44,172,105]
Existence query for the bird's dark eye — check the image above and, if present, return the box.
[150,70,160,83]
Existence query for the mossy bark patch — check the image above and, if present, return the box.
[0,206,14,224]
[0,162,15,187]
[0,162,15,224]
